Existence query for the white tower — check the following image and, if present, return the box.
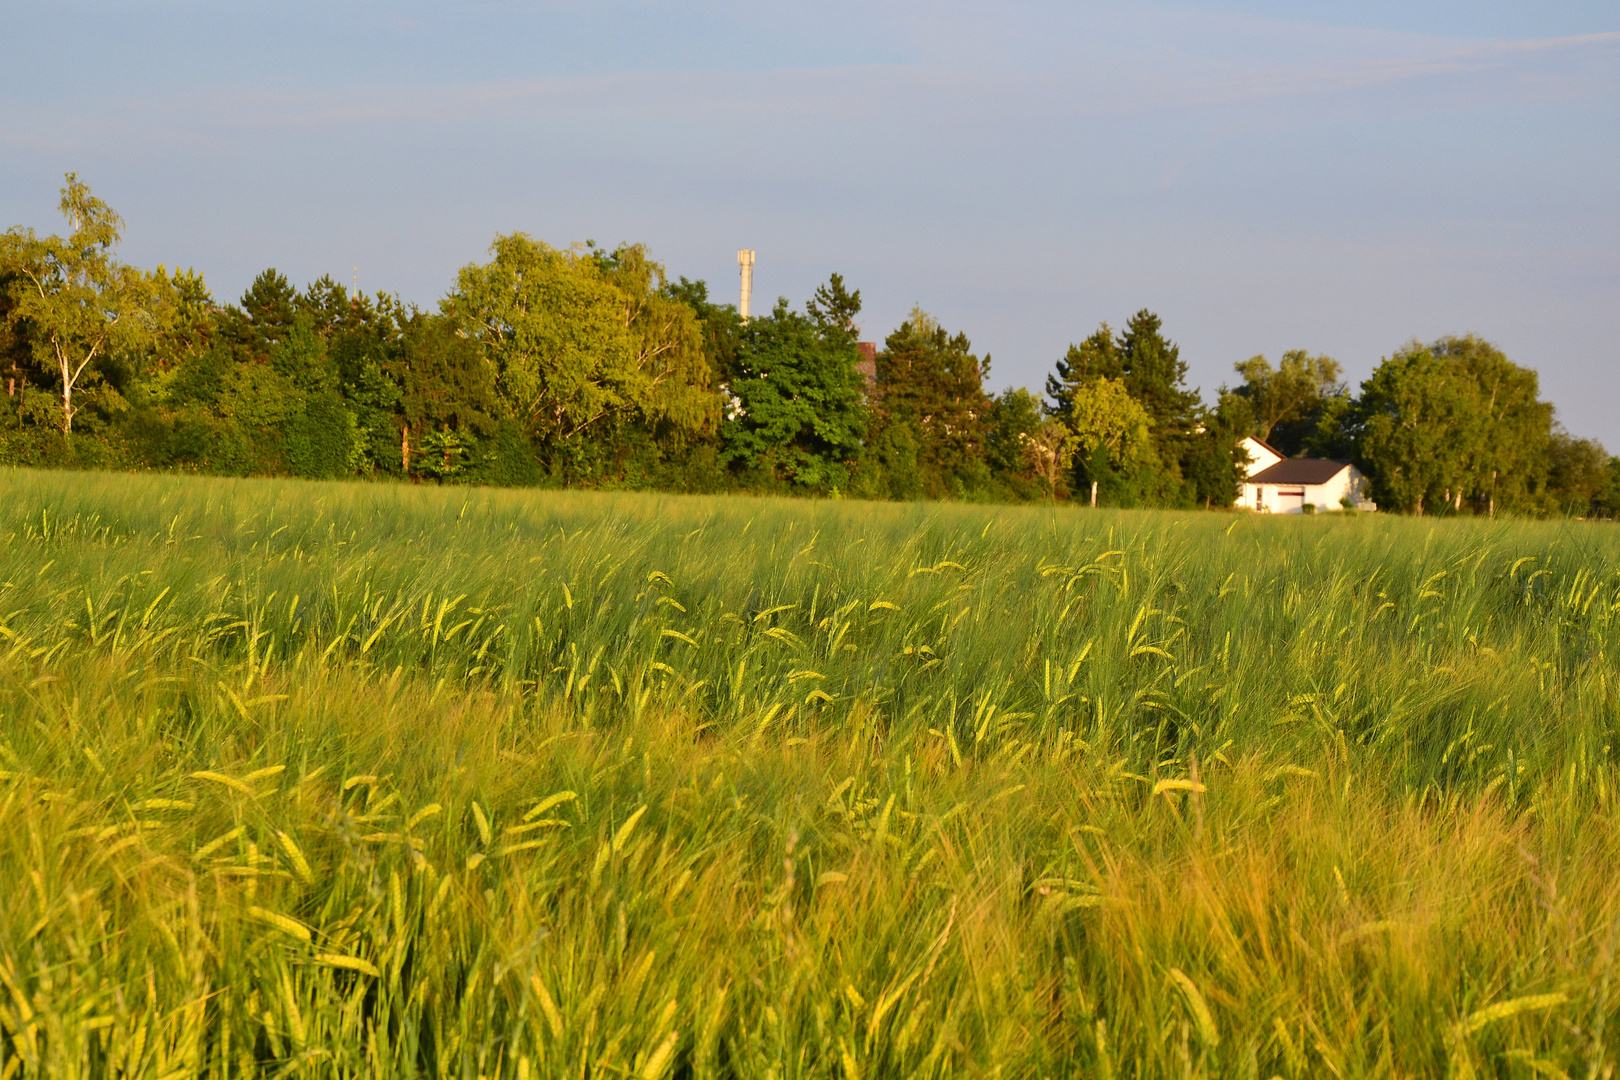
[737,249,755,322]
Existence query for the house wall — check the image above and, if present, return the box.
[1236,440,1284,509]
[1248,484,1311,513]
[1316,469,1377,510]
[1307,473,1349,510]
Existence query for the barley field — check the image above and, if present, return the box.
[1,468,1617,1079]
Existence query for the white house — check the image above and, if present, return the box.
[1235,436,1375,513]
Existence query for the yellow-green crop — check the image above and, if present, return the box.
[1,468,1617,1077]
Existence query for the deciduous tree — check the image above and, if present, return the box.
[984,387,1045,484]
[449,235,716,461]
[1019,420,1078,499]
[1064,376,1154,470]
[721,289,867,491]
[1346,337,1552,515]
[1546,429,1611,517]
[1224,349,1344,451]
[1435,335,1551,516]
[0,174,156,435]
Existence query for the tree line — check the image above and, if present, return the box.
[3,175,1616,516]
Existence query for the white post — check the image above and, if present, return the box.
[737,249,755,322]
[1090,481,1098,508]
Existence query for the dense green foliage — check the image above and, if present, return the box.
[4,175,1616,516]
[1046,312,1242,509]
[721,296,867,493]
[0,175,157,437]
[1218,349,1342,454]
[861,309,992,500]
[1334,336,1593,517]
[3,469,1620,1076]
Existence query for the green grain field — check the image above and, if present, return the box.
[1,468,1617,1079]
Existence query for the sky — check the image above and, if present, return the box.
[3,1,1617,442]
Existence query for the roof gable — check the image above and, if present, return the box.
[1239,436,1285,479]
[1245,436,1284,460]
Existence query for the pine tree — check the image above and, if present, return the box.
[1117,309,1199,435]
[872,308,993,496]
[805,273,862,346]
[1045,325,1121,427]
[225,269,299,358]
[1045,312,1207,506]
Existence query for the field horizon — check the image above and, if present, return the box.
[2,467,1617,1078]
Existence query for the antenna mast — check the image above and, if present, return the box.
[737,249,755,322]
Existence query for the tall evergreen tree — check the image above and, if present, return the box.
[805,273,862,345]
[1117,310,1200,435]
[1045,325,1122,426]
[1046,311,1214,505]
[224,270,300,358]
[869,308,993,497]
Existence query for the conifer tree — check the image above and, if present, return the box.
[871,308,993,496]
[1117,309,1200,436]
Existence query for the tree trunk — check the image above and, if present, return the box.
[56,343,76,437]
[401,425,411,473]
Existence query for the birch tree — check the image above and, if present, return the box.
[0,174,154,435]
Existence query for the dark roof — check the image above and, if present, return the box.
[1248,458,1351,485]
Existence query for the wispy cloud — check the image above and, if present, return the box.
[5,22,1611,149]
[1175,30,1620,107]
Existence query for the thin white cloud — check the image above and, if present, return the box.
[1,26,1614,147]
[1177,30,1620,107]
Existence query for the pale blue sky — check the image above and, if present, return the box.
[3,2,1617,442]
